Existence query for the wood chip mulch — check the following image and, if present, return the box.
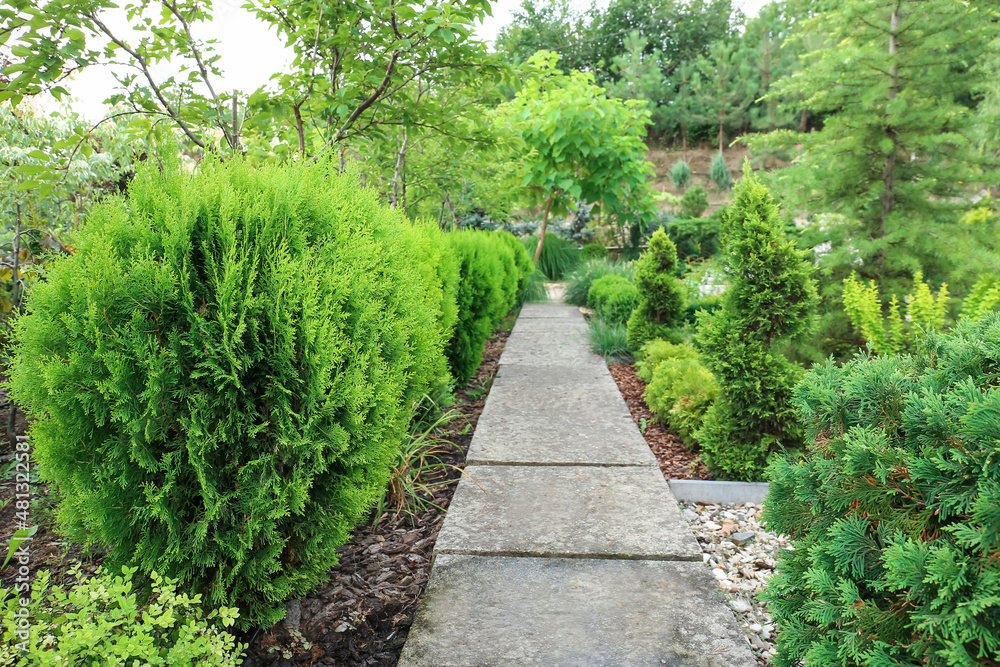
[607,363,711,481]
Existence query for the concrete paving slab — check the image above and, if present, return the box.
[467,365,653,466]
[511,315,589,335]
[517,304,583,319]
[435,465,700,559]
[500,330,602,366]
[398,555,756,667]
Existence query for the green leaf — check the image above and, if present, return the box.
[2,526,39,569]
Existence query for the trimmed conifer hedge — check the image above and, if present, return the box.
[6,157,528,628]
[446,230,531,383]
[765,314,1000,666]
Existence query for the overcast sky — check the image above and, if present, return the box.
[62,0,772,122]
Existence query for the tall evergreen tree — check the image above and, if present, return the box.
[695,163,818,480]
[755,0,1000,296]
[689,40,757,151]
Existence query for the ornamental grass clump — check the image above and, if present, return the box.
[765,313,1000,667]
[625,228,685,352]
[5,156,467,629]
[695,163,818,480]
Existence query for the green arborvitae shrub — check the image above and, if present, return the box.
[765,314,1000,667]
[446,230,528,383]
[664,217,720,262]
[587,274,639,325]
[579,242,609,261]
[695,163,818,480]
[496,230,536,303]
[680,184,709,219]
[1,566,242,665]
[671,159,692,191]
[521,232,579,280]
[564,258,635,307]
[635,339,700,382]
[710,151,731,191]
[5,157,460,629]
[645,355,719,446]
[626,228,685,352]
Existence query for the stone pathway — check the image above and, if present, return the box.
[399,303,755,667]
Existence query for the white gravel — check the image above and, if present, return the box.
[678,502,793,664]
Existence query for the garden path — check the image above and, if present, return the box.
[398,302,755,666]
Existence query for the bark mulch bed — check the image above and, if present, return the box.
[608,363,711,481]
[0,320,513,667]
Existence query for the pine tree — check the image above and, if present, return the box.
[695,163,818,480]
[625,228,685,352]
[756,0,1000,296]
[689,40,757,152]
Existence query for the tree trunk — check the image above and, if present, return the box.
[294,102,306,159]
[534,196,556,264]
[798,108,809,133]
[879,4,901,277]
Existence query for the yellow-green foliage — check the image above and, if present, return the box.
[1,566,242,666]
[4,157,518,629]
[960,275,1000,321]
[446,230,530,383]
[641,342,719,445]
[695,164,818,480]
[842,271,948,354]
[635,339,699,382]
[587,274,638,325]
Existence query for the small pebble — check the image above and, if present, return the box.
[678,501,793,664]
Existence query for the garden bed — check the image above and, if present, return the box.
[607,362,710,480]
[0,320,514,667]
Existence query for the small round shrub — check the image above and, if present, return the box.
[643,347,719,445]
[587,274,639,326]
[671,159,692,191]
[6,157,459,628]
[579,242,609,261]
[680,184,709,219]
[564,259,635,307]
[1,566,242,665]
[635,339,700,382]
[626,228,685,352]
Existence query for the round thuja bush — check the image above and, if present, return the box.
[5,157,455,629]
[765,314,1000,666]
[587,273,639,325]
[579,242,609,261]
[564,258,635,307]
[626,228,685,352]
